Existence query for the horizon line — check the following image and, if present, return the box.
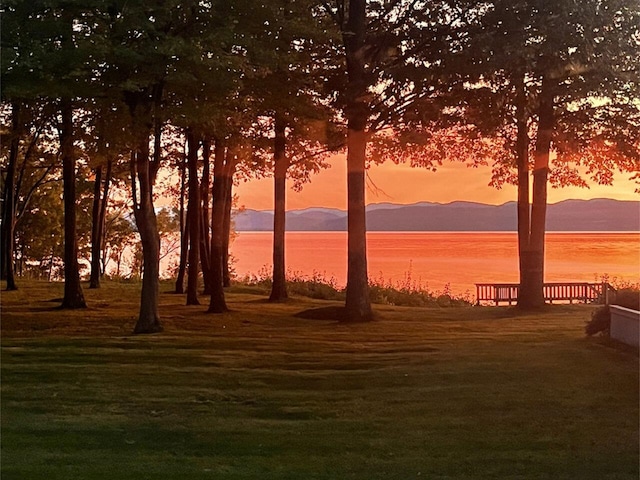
[237,197,635,213]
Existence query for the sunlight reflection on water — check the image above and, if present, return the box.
[231,231,640,295]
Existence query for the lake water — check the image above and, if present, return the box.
[230,232,640,296]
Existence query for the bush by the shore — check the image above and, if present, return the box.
[236,268,473,307]
[585,287,640,336]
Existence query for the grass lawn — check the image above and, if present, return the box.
[1,280,638,479]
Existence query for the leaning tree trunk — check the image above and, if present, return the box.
[343,0,373,322]
[269,113,288,302]
[207,138,228,313]
[1,101,20,291]
[131,141,163,333]
[520,75,554,309]
[126,84,164,333]
[185,130,201,305]
[60,99,87,309]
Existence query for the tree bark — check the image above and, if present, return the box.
[175,145,188,293]
[343,0,373,322]
[60,99,87,309]
[89,166,104,288]
[125,87,163,334]
[200,138,212,294]
[185,129,201,305]
[1,102,20,291]
[98,159,112,275]
[514,73,533,308]
[207,138,228,313]
[269,113,288,302]
[89,159,112,289]
[520,74,554,309]
[131,143,162,333]
[222,170,233,288]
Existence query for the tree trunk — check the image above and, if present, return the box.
[514,73,533,308]
[520,75,554,309]
[175,145,188,293]
[60,99,87,309]
[48,249,54,282]
[222,171,233,288]
[89,165,103,288]
[89,160,112,289]
[207,138,228,313]
[200,138,212,294]
[185,129,201,305]
[343,0,373,322]
[1,101,20,291]
[125,85,163,333]
[269,113,288,302]
[98,159,112,276]
[131,141,163,333]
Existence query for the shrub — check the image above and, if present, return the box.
[585,306,610,336]
[612,288,640,310]
[585,286,639,337]
[234,268,473,307]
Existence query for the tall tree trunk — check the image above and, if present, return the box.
[175,145,188,293]
[131,142,162,333]
[222,171,233,288]
[520,75,554,309]
[97,159,112,277]
[185,129,201,305]
[269,113,288,302]
[514,74,533,308]
[48,249,54,282]
[60,99,87,309]
[89,165,104,288]
[89,160,112,289]
[207,138,228,313]
[1,102,20,291]
[126,86,163,334]
[200,138,212,294]
[343,0,373,322]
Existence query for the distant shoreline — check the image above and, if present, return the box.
[235,198,640,232]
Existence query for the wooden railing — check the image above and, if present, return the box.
[475,282,614,306]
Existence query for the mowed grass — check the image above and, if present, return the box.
[1,280,638,480]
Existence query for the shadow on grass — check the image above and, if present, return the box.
[294,305,381,323]
[294,306,346,322]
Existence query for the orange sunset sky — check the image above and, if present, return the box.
[234,155,639,211]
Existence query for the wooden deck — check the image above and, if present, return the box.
[475,282,614,306]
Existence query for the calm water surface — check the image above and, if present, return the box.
[231,232,640,295]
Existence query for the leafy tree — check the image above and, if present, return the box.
[102,207,137,279]
[320,0,375,321]
[0,103,21,290]
[99,0,231,331]
[84,101,131,289]
[1,0,99,307]
[447,0,640,307]
[0,101,60,283]
[243,0,339,303]
[14,176,65,279]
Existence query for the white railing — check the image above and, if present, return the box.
[610,305,640,348]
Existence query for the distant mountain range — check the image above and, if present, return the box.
[234,198,640,232]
